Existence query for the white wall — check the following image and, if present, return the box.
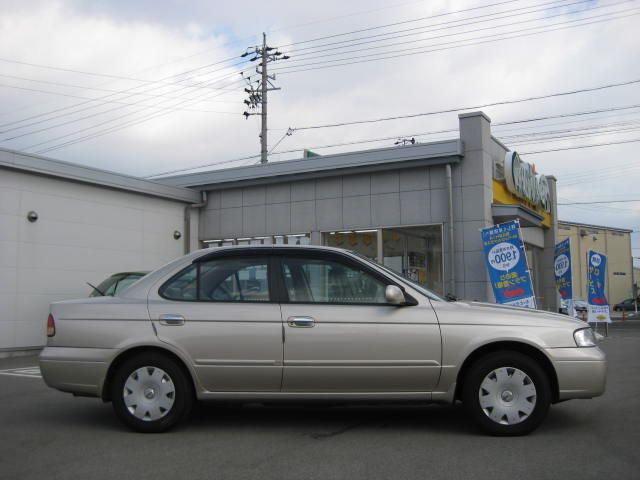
[0,168,192,351]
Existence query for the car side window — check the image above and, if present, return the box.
[282,256,387,304]
[160,265,198,301]
[160,257,270,302]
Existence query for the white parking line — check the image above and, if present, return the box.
[0,366,42,378]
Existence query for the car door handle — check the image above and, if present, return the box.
[287,316,315,328]
[159,314,185,326]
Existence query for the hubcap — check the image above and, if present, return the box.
[501,390,514,402]
[123,366,175,422]
[479,367,537,425]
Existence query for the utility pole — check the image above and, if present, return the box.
[242,33,289,164]
[260,33,268,163]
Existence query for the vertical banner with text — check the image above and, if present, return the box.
[587,250,611,323]
[554,238,573,300]
[481,220,536,309]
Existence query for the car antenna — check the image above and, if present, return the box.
[86,282,106,296]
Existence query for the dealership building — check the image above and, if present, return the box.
[0,110,610,354]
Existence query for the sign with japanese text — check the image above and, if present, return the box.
[554,238,573,300]
[587,250,611,323]
[481,220,536,309]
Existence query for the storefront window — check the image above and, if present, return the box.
[323,226,444,294]
[324,230,378,260]
[382,226,443,294]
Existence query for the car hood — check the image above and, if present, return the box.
[439,300,588,328]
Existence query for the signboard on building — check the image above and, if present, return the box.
[587,250,611,323]
[504,151,551,213]
[554,238,573,300]
[481,220,536,308]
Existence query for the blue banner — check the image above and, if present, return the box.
[554,238,573,300]
[587,250,611,323]
[481,220,536,308]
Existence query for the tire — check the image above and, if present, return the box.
[462,351,551,436]
[111,353,193,433]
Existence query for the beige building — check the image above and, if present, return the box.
[557,221,633,306]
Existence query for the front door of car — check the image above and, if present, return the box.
[277,253,441,393]
[148,254,283,392]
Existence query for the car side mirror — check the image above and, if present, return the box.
[385,285,406,305]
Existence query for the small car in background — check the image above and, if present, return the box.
[88,271,149,297]
[613,298,638,312]
[560,299,588,316]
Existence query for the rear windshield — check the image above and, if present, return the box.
[89,273,146,297]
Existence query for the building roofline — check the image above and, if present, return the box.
[0,147,201,203]
[155,139,463,189]
[558,219,633,233]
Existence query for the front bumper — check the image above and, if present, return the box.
[39,347,115,398]
[546,346,607,400]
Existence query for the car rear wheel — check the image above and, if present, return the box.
[462,351,551,436]
[111,353,193,433]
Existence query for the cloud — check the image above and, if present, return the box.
[0,0,638,246]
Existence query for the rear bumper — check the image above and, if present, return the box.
[39,347,115,398]
[546,346,607,400]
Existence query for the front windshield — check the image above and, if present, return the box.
[350,252,444,301]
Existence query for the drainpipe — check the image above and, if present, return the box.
[446,164,456,297]
[184,191,208,254]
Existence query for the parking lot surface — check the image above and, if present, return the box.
[1,322,639,480]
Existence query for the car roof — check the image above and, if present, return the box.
[197,244,352,255]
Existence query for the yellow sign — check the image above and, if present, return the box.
[493,179,552,228]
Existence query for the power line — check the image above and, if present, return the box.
[0,56,252,132]
[521,138,640,154]
[490,104,640,129]
[505,123,640,145]
[147,153,263,178]
[0,54,248,91]
[274,9,639,74]
[559,199,640,205]
[277,0,525,48]
[1,66,250,144]
[266,0,431,36]
[293,77,640,131]
[0,73,241,103]
[151,102,640,177]
[274,117,640,156]
[284,0,600,58]
[27,77,247,154]
[0,82,241,115]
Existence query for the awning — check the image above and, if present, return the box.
[491,203,545,228]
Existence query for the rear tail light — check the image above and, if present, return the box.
[47,314,56,337]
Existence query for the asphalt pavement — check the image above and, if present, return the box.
[1,322,639,480]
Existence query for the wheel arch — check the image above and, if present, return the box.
[101,345,197,402]
[454,341,560,403]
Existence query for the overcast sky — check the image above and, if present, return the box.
[1,0,639,261]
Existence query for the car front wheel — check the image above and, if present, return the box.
[111,353,193,433]
[462,351,551,436]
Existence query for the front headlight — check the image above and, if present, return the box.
[574,327,597,347]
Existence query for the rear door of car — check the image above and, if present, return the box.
[276,250,441,393]
[148,252,283,392]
